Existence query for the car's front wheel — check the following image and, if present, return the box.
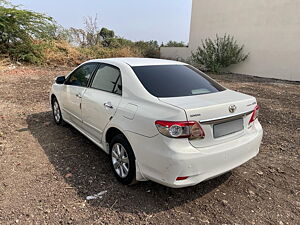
[52,97,64,125]
[109,134,136,185]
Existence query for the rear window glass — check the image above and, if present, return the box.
[132,65,225,98]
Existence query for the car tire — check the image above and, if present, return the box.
[109,134,136,185]
[52,97,65,125]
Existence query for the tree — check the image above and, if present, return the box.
[84,16,101,46]
[0,1,56,62]
[191,34,248,73]
[69,15,103,47]
[134,40,160,58]
[99,27,114,40]
[99,27,115,47]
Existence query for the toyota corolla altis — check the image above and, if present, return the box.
[50,58,263,188]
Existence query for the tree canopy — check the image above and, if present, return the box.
[0,1,56,62]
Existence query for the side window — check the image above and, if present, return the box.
[91,64,122,95]
[66,63,97,87]
[113,76,122,95]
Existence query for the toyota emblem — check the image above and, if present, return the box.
[229,105,237,113]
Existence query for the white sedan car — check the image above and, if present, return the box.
[50,58,263,188]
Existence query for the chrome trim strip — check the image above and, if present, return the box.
[200,110,253,125]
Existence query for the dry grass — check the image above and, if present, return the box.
[43,41,84,66]
[42,41,142,67]
[1,40,145,68]
[0,57,11,70]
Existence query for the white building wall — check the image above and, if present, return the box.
[160,47,190,61]
[161,0,300,81]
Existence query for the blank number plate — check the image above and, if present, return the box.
[213,118,244,138]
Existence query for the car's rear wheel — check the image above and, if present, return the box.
[109,134,136,185]
[52,97,64,125]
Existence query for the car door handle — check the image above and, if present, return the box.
[76,93,82,98]
[104,102,113,109]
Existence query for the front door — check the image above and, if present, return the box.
[61,63,98,127]
[81,63,122,141]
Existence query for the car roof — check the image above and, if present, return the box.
[87,57,187,67]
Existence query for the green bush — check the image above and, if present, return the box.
[163,41,186,47]
[134,40,160,58]
[191,34,248,73]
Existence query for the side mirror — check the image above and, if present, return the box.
[55,76,65,84]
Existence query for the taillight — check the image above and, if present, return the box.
[176,176,189,181]
[249,105,260,124]
[155,121,205,139]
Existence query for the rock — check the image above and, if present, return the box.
[43,122,51,126]
[65,173,73,178]
[269,168,276,173]
[277,168,284,173]
[86,190,108,200]
[248,190,255,196]
[221,200,228,206]
[257,171,264,175]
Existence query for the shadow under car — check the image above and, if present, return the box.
[26,111,231,214]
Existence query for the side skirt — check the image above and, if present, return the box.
[63,118,109,154]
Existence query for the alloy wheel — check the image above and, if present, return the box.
[53,101,61,123]
[111,143,130,178]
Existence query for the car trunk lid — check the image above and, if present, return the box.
[159,90,257,148]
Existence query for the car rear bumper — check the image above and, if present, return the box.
[125,121,263,188]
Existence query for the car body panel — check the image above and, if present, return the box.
[50,57,263,188]
[60,85,86,126]
[159,89,258,148]
[125,120,262,188]
[81,88,122,141]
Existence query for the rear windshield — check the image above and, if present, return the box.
[132,65,225,98]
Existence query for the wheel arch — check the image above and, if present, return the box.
[105,126,145,183]
[105,127,128,146]
[104,126,135,159]
[50,94,56,104]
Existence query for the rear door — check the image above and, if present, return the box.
[81,63,122,141]
[61,63,98,127]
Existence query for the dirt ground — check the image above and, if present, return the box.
[0,66,299,225]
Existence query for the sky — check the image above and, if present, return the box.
[10,0,193,44]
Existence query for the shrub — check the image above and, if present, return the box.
[42,40,142,67]
[191,34,248,73]
[78,45,142,60]
[163,41,186,47]
[42,40,84,66]
[134,40,160,58]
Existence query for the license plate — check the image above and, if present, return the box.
[213,118,244,138]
